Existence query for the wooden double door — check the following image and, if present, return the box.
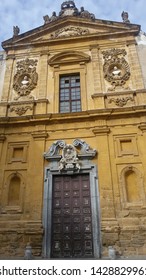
[51,174,94,258]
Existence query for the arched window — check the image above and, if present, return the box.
[8,175,20,206]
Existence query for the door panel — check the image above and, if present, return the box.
[51,174,93,258]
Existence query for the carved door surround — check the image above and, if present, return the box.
[43,139,101,258]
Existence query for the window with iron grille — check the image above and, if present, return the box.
[59,74,81,113]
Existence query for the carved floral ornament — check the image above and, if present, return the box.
[10,105,33,116]
[13,58,38,100]
[44,139,97,172]
[108,96,134,107]
[102,48,131,91]
[51,26,89,39]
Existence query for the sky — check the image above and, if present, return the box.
[0,0,146,50]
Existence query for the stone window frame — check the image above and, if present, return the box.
[48,51,90,114]
[119,165,145,208]
[1,172,25,214]
[53,66,87,113]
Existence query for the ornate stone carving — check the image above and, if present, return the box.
[44,139,97,171]
[59,1,79,17]
[80,6,95,20]
[51,26,89,38]
[43,1,95,23]
[102,48,130,91]
[13,58,38,100]
[73,139,96,156]
[108,96,134,107]
[10,105,33,116]
[59,144,80,171]
[43,12,58,24]
[46,140,66,157]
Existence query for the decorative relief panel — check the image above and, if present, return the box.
[51,26,89,38]
[7,142,29,164]
[13,58,38,100]
[59,144,80,172]
[114,135,138,157]
[44,139,96,172]
[9,104,33,116]
[102,48,130,92]
[107,96,134,107]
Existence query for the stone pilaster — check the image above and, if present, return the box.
[128,44,144,89]
[90,45,103,93]
[1,55,15,101]
[38,52,49,98]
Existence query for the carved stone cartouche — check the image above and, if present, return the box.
[13,58,38,100]
[44,139,97,172]
[102,48,130,91]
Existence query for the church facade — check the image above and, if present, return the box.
[0,1,146,258]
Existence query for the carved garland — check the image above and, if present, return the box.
[102,48,130,91]
[13,58,38,99]
[108,96,134,107]
[10,105,33,116]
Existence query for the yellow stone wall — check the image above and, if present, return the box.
[0,27,146,257]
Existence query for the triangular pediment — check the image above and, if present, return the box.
[2,16,140,50]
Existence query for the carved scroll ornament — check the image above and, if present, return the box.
[44,139,97,172]
[13,58,38,99]
[102,48,130,91]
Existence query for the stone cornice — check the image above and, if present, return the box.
[92,126,110,135]
[0,106,146,126]
[138,124,146,132]
[31,131,49,140]
[92,89,146,98]
[0,99,49,107]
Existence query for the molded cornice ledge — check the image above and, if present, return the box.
[92,126,110,135]
[31,131,49,140]
[138,124,146,132]
[0,135,6,142]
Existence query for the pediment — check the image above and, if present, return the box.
[48,51,90,66]
[2,17,140,50]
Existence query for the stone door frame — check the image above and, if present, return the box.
[42,163,101,258]
[43,139,101,258]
